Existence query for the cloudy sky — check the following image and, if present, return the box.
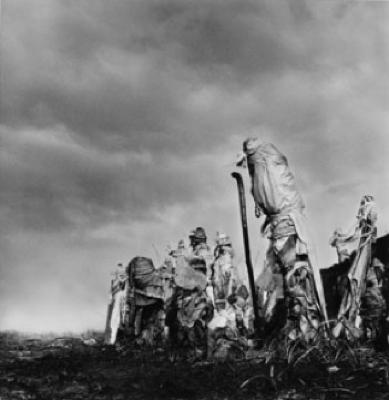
[1,0,388,333]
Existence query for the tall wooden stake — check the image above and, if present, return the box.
[231,172,260,334]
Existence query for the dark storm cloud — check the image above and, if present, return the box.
[3,1,387,160]
[1,0,332,154]
[0,125,230,234]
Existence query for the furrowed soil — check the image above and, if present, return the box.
[1,332,389,400]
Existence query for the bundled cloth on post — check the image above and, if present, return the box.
[166,254,213,360]
[105,257,173,346]
[331,196,386,339]
[126,257,166,300]
[241,138,327,342]
[212,233,237,307]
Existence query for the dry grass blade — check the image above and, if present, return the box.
[292,345,318,367]
[240,374,274,389]
[334,346,344,362]
[341,341,359,367]
[320,387,356,395]
[287,339,302,364]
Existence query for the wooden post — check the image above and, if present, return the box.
[231,172,260,334]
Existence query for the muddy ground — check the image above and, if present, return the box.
[1,332,389,400]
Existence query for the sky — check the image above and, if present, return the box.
[1,0,388,333]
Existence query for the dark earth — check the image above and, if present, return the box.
[1,332,389,400]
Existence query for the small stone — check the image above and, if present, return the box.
[327,365,340,373]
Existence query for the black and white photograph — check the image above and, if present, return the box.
[1,0,389,399]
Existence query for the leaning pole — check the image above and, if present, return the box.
[231,172,260,334]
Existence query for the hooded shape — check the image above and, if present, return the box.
[189,226,207,240]
[243,137,262,155]
[215,232,232,246]
[245,141,305,217]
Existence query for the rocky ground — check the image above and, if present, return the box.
[1,332,389,400]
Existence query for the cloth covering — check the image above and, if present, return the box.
[332,197,386,338]
[191,243,214,282]
[127,257,166,300]
[174,255,208,291]
[212,248,237,301]
[246,141,327,337]
[247,142,305,217]
[176,289,209,328]
[166,254,213,360]
[173,255,209,328]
